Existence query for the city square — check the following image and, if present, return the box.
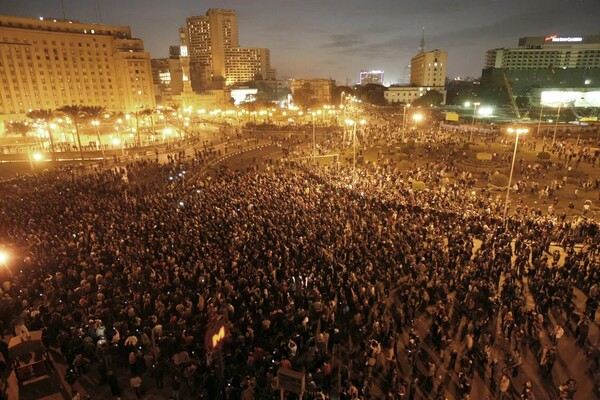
[0,1,599,400]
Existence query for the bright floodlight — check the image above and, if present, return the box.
[112,138,121,146]
[478,107,494,116]
[360,119,367,125]
[508,127,528,134]
[0,251,8,264]
[32,152,43,161]
[464,101,471,107]
[345,119,355,126]
[412,113,423,122]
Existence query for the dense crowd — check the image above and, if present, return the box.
[0,127,598,400]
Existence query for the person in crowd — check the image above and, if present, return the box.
[0,126,597,400]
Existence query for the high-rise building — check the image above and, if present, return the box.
[151,46,184,103]
[410,49,447,87]
[485,35,600,70]
[385,31,447,106]
[480,35,600,106]
[359,70,384,85]
[0,15,155,122]
[402,64,412,85]
[186,9,238,83]
[185,9,274,88]
[225,48,275,85]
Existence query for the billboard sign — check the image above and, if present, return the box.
[445,112,459,122]
[544,35,583,43]
[541,90,600,108]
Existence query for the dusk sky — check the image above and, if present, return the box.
[2,0,600,85]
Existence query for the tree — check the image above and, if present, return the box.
[82,106,107,160]
[140,108,156,134]
[411,90,444,107]
[445,80,478,105]
[293,82,315,109]
[128,110,145,146]
[356,84,386,106]
[57,105,87,161]
[7,121,31,137]
[27,109,57,162]
[107,111,127,152]
[332,85,353,106]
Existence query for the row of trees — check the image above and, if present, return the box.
[7,105,161,161]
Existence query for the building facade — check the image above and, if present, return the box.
[481,35,600,106]
[384,86,446,105]
[185,9,274,88]
[485,35,600,70]
[291,79,334,105]
[359,70,384,85]
[0,14,155,126]
[410,49,447,87]
[186,9,239,84]
[225,47,275,86]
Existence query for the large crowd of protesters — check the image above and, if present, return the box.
[0,122,598,400]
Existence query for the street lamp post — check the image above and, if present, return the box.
[352,121,357,182]
[503,127,528,223]
[471,102,480,126]
[536,103,545,137]
[470,102,480,142]
[552,104,562,146]
[402,103,411,140]
[311,112,316,163]
[346,119,366,183]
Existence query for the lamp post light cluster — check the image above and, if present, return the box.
[345,118,366,183]
[503,127,528,223]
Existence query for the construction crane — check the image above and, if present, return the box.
[502,69,521,120]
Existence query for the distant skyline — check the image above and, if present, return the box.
[2,0,600,85]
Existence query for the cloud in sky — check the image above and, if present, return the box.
[1,0,599,83]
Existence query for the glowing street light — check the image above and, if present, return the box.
[311,112,316,163]
[0,250,8,265]
[503,127,528,222]
[346,119,366,183]
[471,102,480,126]
[536,103,545,138]
[32,152,43,161]
[477,107,494,117]
[402,103,411,135]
